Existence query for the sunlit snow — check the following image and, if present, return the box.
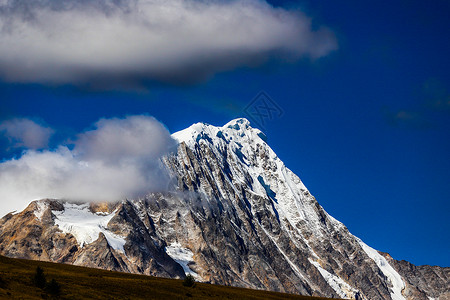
[33,201,47,220]
[165,242,199,278]
[309,259,358,299]
[357,238,406,300]
[53,203,126,252]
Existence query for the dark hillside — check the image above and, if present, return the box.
[0,255,340,299]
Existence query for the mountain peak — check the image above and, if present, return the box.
[171,117,265,146]
[223,118,251,130]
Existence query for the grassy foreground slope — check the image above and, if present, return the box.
[0,255,339,300]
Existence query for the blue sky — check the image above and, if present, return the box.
[0,0,449,267]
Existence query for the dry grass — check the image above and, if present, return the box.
[0,255,338,299]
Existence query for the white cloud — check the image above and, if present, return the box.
[0,115,177,217]
[0,0,337,88]
[0,118,54,149]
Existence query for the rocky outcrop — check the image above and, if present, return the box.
[0,200,78,263]
[0,118,448,300]
[0,199,185,279]
[381,252,450,300]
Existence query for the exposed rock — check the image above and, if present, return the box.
[381,252,450,300]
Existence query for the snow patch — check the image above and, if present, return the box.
[357,238,406,300]
[53,203,126,252]
[34,201,47,220]
[165,242,199,279]
[172,122,206,145]
[309,259,358,299]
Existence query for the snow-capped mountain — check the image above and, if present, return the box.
[0,118,448,299]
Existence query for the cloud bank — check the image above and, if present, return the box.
[0,118,54,149]
[0,0,337,88]
[0,115,177,217]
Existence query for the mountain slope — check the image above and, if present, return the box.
[0,118,448,300]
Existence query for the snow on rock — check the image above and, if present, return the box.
[165,242,199,278]
[309,258,358,299]
[170,118,341,284]
[53,202,126,252]
[33,201,47,221]
[357,238,406,300]
[171,117,338,242]
[170,118,422,297]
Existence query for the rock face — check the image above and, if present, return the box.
[0,118,448,300]
[380,253,450,300]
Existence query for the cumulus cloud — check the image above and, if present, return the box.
[0,118,54,149]
[0,115,177,217]
[0,0,337,88]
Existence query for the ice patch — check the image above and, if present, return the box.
[357,238,405,300]
[165,242,199,278]
[53,203,126,252]
[309,259,358,299]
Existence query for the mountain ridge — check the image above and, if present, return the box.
[0,118,448,300]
